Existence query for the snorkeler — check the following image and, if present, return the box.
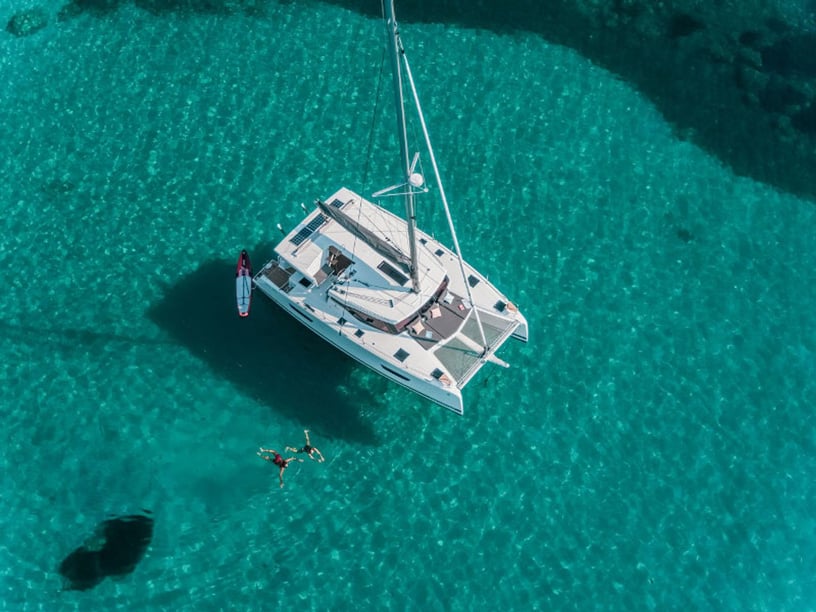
[286,429,325,463]
[257,447,302,488]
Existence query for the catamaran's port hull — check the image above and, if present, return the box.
[253,277,466,415]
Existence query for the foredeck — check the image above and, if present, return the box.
[405,286,520,386]
[407,291,469,348]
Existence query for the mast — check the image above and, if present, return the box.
[383,0,421,293]
[401,49,491,350]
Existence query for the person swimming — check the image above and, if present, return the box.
[286,429,325,463]
[257,447,302,488]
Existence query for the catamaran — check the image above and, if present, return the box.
[253,0,528,414]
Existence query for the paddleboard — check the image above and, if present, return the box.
[236,249,252,317]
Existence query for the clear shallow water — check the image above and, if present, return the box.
[2,3,815,609]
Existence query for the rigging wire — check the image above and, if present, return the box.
[400,51,490,349]
[362,12,387,189]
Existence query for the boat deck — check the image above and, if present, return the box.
[407,291,469,348]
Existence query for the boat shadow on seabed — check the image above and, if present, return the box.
[146,245,380,446]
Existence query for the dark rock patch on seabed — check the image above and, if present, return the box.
[667,13,705,39]
[56,0,269,18]
[16,0,816,199]
[792,104,816,136]
[58,512,154,591]
[757,78,807,114]
[6,7,48,37]
[317,0,816,201]
[760,33,816,78]
[676,227,694,243]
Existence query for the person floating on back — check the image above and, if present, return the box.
[257,447,302,488]
[286,429,325,463]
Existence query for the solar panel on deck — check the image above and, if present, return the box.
[291,228,310,246]
[290,213,327,246]
[306,214,326,231]
[330,199,345,208]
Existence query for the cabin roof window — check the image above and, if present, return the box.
[377,261,409,286]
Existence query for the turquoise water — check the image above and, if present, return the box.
[2,2,816,609]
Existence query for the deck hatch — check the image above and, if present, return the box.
[394,348,409,362]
